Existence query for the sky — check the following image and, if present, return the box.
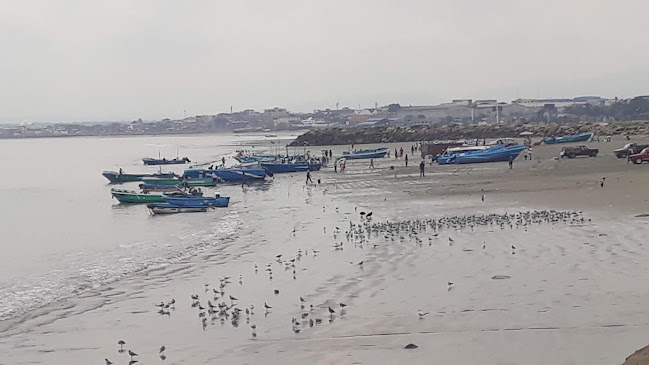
[1,0,648,123]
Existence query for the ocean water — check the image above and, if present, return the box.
[0,133,298,320]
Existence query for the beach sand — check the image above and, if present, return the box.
[2,136,649,364]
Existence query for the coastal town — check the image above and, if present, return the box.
[3,95,649,139]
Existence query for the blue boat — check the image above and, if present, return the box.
[342,148,389,160]
[164,193,230,207]
[542,132,593,144]
[183,168,268,182]
[142,157,191,165]
[437,145,526,164]
[102,170,177,184]
[147,203,210,214]
[260,161,322,173]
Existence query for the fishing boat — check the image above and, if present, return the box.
[342,147,389,160]
[147,203,210,214]
[260,160,321,173]
[110,188,167,203]
[141,177,217,187]
[164,193,230,207]
[437,145,526,164]
[102,170,177,184]
[542,132,593,144]
[142,157,191,165]
[140,183,182,193]
[183,168,268,182]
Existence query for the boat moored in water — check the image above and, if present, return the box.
[102,170,177,184]
[147,204,210,214]
[142,157,191,165]
[110,189,167,203]
[183,168,268,182]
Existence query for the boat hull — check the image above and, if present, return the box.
[164,196,230,207]
[147,203,209,214]
[183,168,267,182]
[543,132,593,144]
[342,148,389,160]
[102,171,177,184]
[142,158,189,165]
[110,189,166,203]
[260,162,321,173]
[437,145,526,164]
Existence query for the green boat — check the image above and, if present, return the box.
[110,189,167,204]
[141,177,217,187]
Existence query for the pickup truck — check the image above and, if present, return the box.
[629,148,649,164]
[613,143,649,158]
[560,145,598,158]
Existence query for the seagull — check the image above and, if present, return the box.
[129,361,139,365]
[105,359,113,365]
[274,289,279,295]
[128,350,138,359]
[264,302,272,310]
[159,345,166,354]
[339,303,347,308]
[118,340,126,351]
[300,296,306,303]
[448,237,454,245]
[366,212,373,218]
[447,281,454,290]
[229,295,238,301]
[328,306,335,314]
[418,310,429,319]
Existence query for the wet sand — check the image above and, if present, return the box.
[2,136,649,364]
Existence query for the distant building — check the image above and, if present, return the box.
[263,107,289,119]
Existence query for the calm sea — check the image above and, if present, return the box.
[0,132,299,319]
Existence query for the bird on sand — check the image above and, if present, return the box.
[159,345,166,354]
[448,237,454,245]
[264,302,272,310]
[366,212,373,218]
[128,350,138,359]
[418,310,429,319]
[105,359,113,365]
[447,281,454,290]
[339,303,347,308]
[328,306,335,314]
[118,340,126,351]
[129,361,139,365]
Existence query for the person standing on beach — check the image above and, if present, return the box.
[395,148,398,159]
[508,156,513,169]
[369,158,374,169]
[419,160,425,177]
[528,147,533,160]
[400,147,404,157]
[405,154,408,167]
[306,171,313,184]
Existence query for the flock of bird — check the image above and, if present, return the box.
[104,208,585,363]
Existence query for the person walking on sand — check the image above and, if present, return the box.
[400,147,404,157]
[419,160,425,177]
[508,155,513,169]
[405,154,408,167]
[306,171,313,184]
[395,148,398,160]
[528,147,533,160]
[369,158,374,169]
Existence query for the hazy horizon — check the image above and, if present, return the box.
[1,0,648,123]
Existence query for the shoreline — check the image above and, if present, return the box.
[2,135,649,364]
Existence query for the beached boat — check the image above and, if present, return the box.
[542,132,593,144]
[142,157,190,165]
[110,189,167,203]
[183,168,268,182]
[260,161,321,173]
[102,170,177,184]
[437,145,525,164]
[342,147,389,160]
[164,193,230,207]
[147,203,210,214]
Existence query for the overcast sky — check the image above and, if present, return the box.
[1,0,648,123]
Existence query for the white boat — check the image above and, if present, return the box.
[147,203,209,215]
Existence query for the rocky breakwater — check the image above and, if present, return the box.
[289,122,649,146]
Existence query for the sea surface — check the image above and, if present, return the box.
[0,133,300,321]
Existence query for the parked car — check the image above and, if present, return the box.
[560,145,598,158]
[629,147,649,164]
[613,143,649,158]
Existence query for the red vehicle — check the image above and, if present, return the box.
[629,147,649,164]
